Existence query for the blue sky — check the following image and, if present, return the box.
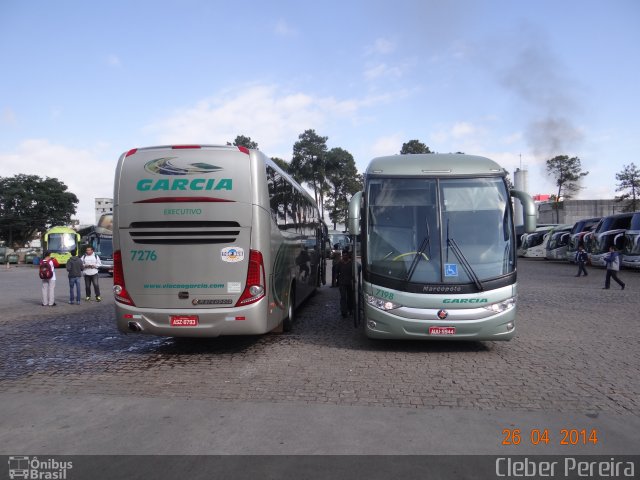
[1,0,639,224]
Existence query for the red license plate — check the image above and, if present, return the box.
[429,326,456,335]
[170,315,199,327]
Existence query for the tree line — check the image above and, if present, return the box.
[1,136,639,249]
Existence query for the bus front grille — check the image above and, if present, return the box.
[127,221,241,245]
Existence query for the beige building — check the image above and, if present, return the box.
[95,198,113,223]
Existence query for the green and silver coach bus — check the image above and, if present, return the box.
[113,144,324,337]
[348,154,536,341]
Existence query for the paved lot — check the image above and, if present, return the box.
[0,259,639,455]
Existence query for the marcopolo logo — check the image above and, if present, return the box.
[442,298,488,304]
[8,456,73,479]
[137,157,233,192]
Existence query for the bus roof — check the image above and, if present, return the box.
[366,153,505,177]
[46,226,77,234]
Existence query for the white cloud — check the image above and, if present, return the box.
[363,63,404,81]
[0,139,116,225]
[146,84,403,160]
[430,121,483,146]
[366,38,396,55]
[370,134,403,158]
[274,19,297,36]
[1,107,17,125]
[107,54,122,68]
[451,121,477,138]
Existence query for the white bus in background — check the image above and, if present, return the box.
[517,225,557,258]
[348,153,536,341]
[544,224,573,260]
[113,145,324,337]
[621,211,640,269]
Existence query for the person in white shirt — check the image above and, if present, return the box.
[82,246,103,301]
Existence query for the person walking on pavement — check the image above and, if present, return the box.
[39,251,57,306]
[82,246,103,301]
[603,246,625,290]
[66,253,83,304]
[575,245,589,277]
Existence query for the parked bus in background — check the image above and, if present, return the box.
[81,214,114,275]
[43,226,80,266]
[113,144,323,337]
[328,230,351,255]
[517,225,556,258]
[348,153,536,341]
[565,217,601,263]
[586,212,634,267]
[544,224,573,260]
[622,211,640,270]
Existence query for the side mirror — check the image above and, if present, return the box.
[348,191,362,235]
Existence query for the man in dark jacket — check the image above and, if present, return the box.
[575,245,589,277]
[336,250,354,318]
[66,254,83,304]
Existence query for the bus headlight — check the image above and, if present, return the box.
[483,297,516,313]
[365,293,401,311]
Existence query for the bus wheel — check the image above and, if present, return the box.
[283,286,295,332]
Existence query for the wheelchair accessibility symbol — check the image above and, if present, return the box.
[445,263,458,277]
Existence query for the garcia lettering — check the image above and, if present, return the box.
[137,178,233,191]
[442,298,488,304]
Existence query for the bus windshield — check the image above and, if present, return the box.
[97,236,113,257]
[47,233,78,253]
[366,177,513,285]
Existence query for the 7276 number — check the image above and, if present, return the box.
[130,250,157,261]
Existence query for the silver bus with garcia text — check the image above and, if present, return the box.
[113,144,325,337]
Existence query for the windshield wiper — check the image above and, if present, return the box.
[405,219,431,282]
[446,220,484,291]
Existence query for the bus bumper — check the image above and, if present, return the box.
[589,254,606,267]
[363,304,516,341]
[115,299,271,337]
[622,255,640,269]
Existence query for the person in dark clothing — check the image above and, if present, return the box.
[296,247,311,281]
[66,254,83,304]
[336,250,354,318]
[330,244,341,287]
[574,245,589,277]
[603,246,625,290]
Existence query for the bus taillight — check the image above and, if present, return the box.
[235,250,265,306]
[113,250,135,306]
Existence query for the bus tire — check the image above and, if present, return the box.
[283,286,295,332]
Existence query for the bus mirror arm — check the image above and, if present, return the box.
[510,189,537,233]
